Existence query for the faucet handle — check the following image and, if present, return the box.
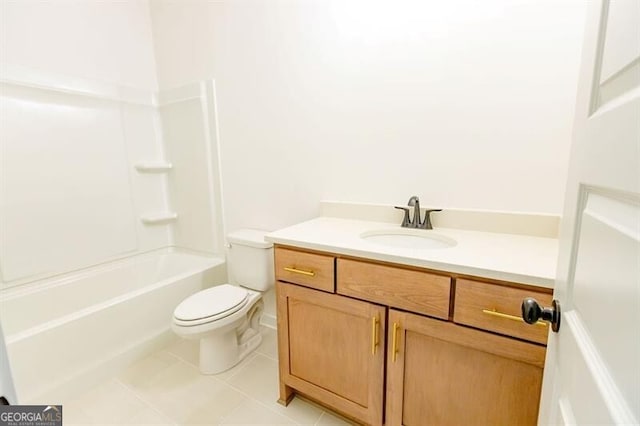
[394,206,411,227]
[419,209,442,230]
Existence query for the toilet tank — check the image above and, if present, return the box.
[227,229,274,291]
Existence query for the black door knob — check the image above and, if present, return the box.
[521,298,561,332]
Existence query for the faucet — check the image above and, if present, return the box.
[407,196,421,227]
[394,196,442,230]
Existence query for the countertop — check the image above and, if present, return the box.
[265,217,558,288]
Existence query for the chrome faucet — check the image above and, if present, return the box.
[394,196,442,230]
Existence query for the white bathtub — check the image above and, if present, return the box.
[0,249,226,403]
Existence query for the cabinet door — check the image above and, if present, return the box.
[277,281,385,425]
[386,309,546,426]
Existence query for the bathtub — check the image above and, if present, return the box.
[0,248,226,403]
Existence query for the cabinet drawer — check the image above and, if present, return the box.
[275,247,335,292]
[337,258,451,320]
[454,279,553,345]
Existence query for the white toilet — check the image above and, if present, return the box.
[172,229,274,374]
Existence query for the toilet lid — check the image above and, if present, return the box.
[174,284,249,322]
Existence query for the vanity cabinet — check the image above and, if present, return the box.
[274,247,335,292]
[337,258,451,320]
[275,245,552,426]
[386,309,545,426]
[454,278,553,345]
[276,281,386,425]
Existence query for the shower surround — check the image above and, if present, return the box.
[0,67,226,402]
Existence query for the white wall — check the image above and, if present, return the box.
[150,0,587,234]
[0,0,158,90]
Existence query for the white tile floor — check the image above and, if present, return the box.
[63,327,354,425]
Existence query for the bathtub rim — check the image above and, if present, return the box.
[0,246,222,301]
[1,248,225,343]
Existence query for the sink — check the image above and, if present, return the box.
[360,228,457,250]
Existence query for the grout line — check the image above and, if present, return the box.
[212,382,280,425]
[112,378,177,425]
[166,335,274,380]
[214,352,266,387]
[122,361,243,426]
[256,354,278,362]
[204,353,316,425]
[98,337,321,425]
[167,344,260,386]
[254,347,278,362]
[219,352,259,383]
[161,346,303,425]
[221,391,309,426]
[222,386,316,422]
[163,344,200,367]
[254,329,279,361]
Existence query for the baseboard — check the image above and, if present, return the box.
[24,329,177,404]
[260,313,277,330]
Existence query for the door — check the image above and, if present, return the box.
[276,282,386,425]
[386,309,545,426]
[538,1,640,424]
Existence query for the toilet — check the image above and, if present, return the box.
[172,229,274,374]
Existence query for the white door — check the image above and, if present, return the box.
[537,0,640,424]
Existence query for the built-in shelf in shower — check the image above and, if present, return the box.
[134,162,173,173]
[140,212,178,225]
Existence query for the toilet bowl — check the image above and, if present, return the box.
[171,229,274,374]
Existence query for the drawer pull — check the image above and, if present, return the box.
[371,316,379,355]
[283,267,316,277]
[392,322,400,362]
[482,309,547,327]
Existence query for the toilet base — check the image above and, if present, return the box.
[172,289,265,375]
[199,328,262,374]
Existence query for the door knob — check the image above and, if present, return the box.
[521,298,561,332]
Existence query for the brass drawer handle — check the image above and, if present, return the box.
[392,322,400,362]
[283,267,316,277]
[371,316,379,355]
[482,309,547,327]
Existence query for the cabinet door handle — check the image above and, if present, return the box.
[482,308,547,327]
[371,316,379,355]
[283,267,316,277]
[392,322,400,362]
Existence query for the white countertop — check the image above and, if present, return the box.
[265,217,558,288]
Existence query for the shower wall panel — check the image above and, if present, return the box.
[0,76,171,289]
[159,82,223,255]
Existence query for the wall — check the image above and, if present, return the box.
[0,0,169,288]
[150,0,588,235]
[0,0,158,91]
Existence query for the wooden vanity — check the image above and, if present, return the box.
[274,245,553,426]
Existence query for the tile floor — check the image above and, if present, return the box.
[62,327,354,425]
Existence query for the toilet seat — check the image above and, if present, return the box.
[173,284,249,327]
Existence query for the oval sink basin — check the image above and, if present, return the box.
[360,229,456,250]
